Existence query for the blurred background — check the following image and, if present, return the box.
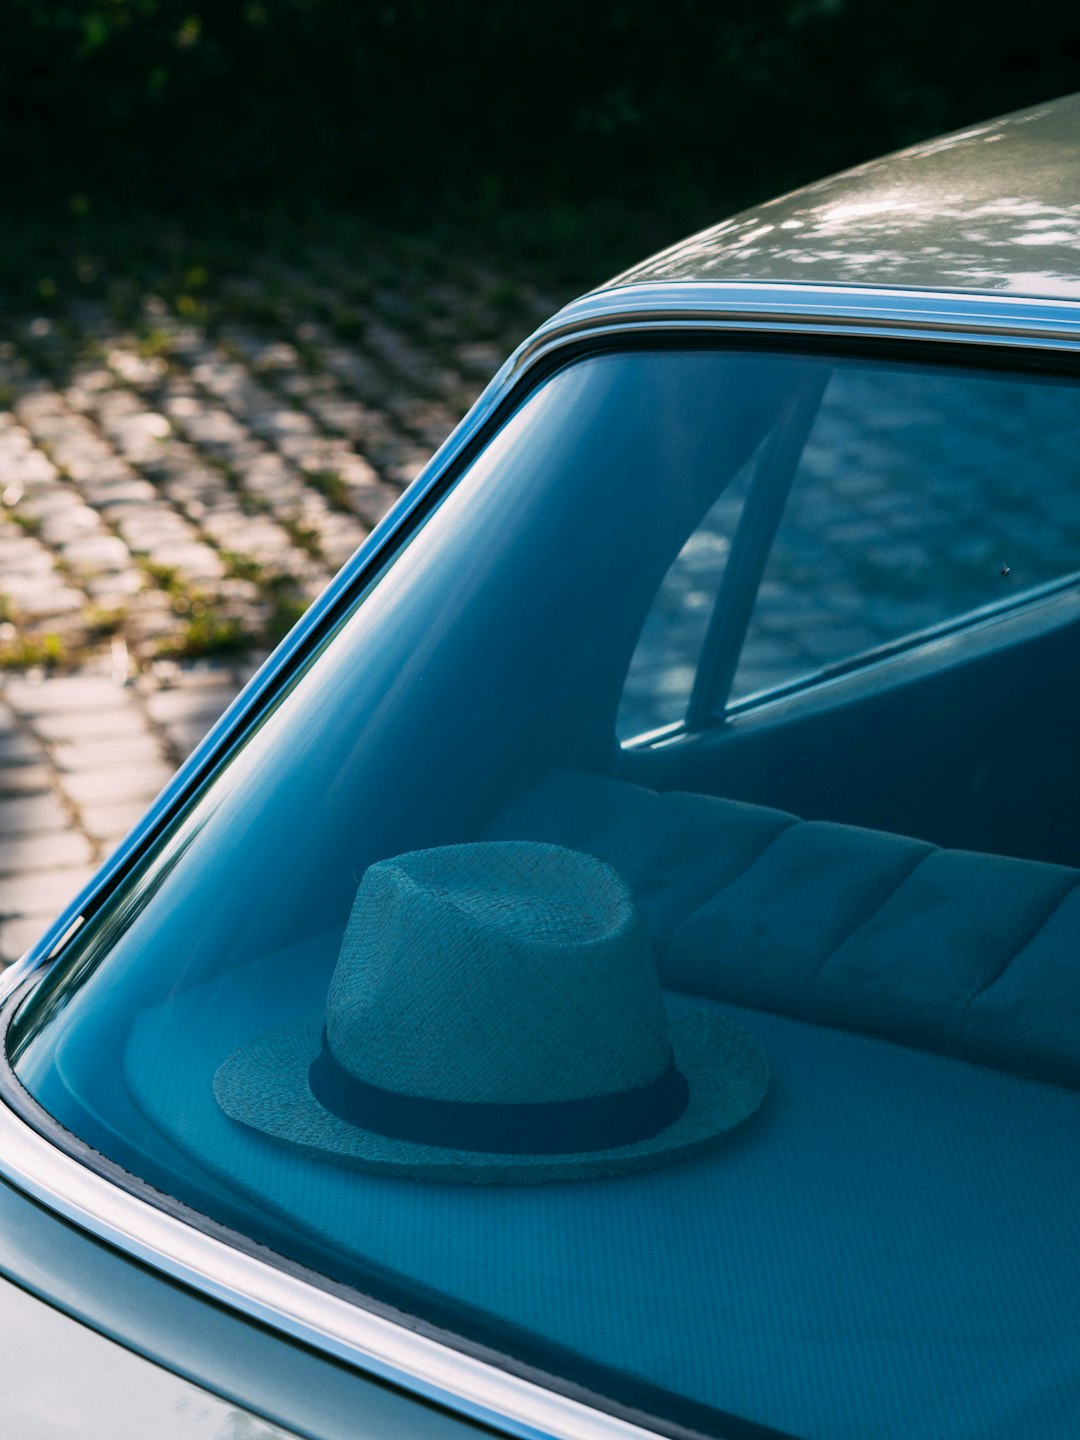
[0,0,1076,962]
[5,1,1080,293]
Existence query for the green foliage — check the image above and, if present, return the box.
[156,610,251,659]
[219,551,266,585]
[0,630,68,671]
[142,559,184,596]
[265,591,308,645]
[1,1,1077,230]
[305,469,350,512]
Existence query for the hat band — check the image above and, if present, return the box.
[308,1028,690,1155]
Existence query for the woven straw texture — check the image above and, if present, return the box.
[326,841,671,1103]
[214,840,768,1182]
[215,995,766,1183]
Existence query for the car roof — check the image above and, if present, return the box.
[603,92,1080,302]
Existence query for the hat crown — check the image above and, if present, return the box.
[326,842,671,1105]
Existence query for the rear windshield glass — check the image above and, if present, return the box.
[11,344,1080,1440]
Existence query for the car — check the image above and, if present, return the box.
[2,90,1080,1440]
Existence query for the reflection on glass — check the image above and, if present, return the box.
[13,345,1080,1440]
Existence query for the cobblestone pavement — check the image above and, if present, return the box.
[0,240,560,964]
[0,666,249,962]
[5,254,1080,964]
[618,359,1080,736]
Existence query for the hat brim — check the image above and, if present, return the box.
[213,993,768,1184]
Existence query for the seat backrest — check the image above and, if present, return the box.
[488,769,1080,1089]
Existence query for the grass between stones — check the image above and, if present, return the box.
[0,208,583,677]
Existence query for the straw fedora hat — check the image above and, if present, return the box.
[214,841,768,1183]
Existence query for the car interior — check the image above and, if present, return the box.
[17,343,1080,1439]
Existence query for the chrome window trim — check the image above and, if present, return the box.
[7,279,1080,997]
[0,1056,661,1440]
[2,278,1080,1440]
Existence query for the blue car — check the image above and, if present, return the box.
[4,92,1080,1440]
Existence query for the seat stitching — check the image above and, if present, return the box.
[660,812,800,961]
[957,873,1080,1045]
[718,811,802,884]
[668,808,800,910]
[800,845,937,1012]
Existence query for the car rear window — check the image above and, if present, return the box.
[10,343,1080,1440]
[619,360,1080,737]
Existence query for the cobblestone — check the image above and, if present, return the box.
[61,764,174,808]
[80,798,164,846]
[5,237,1075,971]
[619,362,1080,734]
[0,237,555,964]
[0,866,97,919]
[0,791,70,837]
[0,241,543,680]
[0,831,94,875]
[0,661,252,962]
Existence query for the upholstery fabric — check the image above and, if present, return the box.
[116,769,1080,1436]
[489,770,1080,1087]
[123,945,1080,1440]
[489,769,797,947]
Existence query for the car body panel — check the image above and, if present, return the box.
[4,280,1080,1440]
[7,281,1080,1020]
[0,992,677,1440]
[0,1271,298,1440]
[607,93,1080,300]
[5,95,1080,1440]
[0,1172,490,1440]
